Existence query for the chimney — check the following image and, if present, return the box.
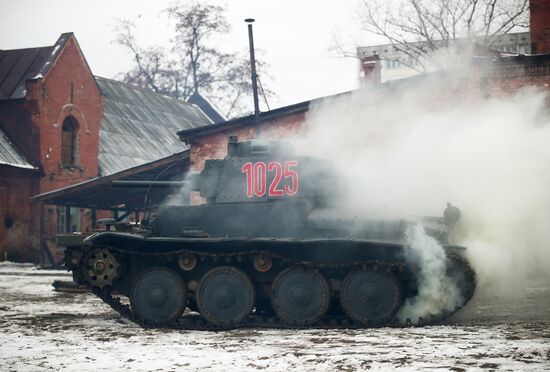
[530,0,550,54]
[360,55,381,85]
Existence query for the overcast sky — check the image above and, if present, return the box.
[1,0,384,109]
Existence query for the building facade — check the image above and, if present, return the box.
[357,32,532,83]
[0,34,212,263]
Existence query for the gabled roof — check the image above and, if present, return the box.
[0,127,36,170]
[187,92,226,123]
[95,77,213,176]
[0,33,72,100]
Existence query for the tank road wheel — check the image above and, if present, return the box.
[340,269,402,327]
[130,266,187,326]
[271,267,330,326]
[81,248,119,288]
[196,266,255,328]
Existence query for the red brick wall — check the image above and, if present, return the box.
[28,36,103,193]
[530,0,550,54]
[189,111,306,173]
[0,167,41,262]
[260,112,306,139]
[33,37,103,261]
[190,127,256,173]
[0,35,103,262]
[473,57,550,97]
[489,75,550,96]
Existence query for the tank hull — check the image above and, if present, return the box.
[64,231,475,329]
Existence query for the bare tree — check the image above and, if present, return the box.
[113,19,179,95]
[358,0,529,71]
[113,2,271,118]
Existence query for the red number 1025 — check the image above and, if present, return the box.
[242,161,298,197]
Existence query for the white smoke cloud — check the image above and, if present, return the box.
[397,224,464,324]
[289,69,550,319]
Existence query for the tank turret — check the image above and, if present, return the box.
[146,136,350,238]
[195,136,338,204]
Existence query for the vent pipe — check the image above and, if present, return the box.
[245,18,261,137]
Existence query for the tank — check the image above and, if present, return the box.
[61,136,476,329]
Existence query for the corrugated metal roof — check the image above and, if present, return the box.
[95,77,213,175]
[0,127,35,169]
[0,33,71,100]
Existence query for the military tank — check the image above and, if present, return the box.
[61,136,476,329]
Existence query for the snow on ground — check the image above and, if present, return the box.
[0,264,549,371]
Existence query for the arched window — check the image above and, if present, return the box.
[61,116,78,166]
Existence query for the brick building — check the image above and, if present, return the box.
[0,33,212,263]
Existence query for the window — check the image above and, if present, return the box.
[56,208,66,234]
[61,116,78,166]
[57,207,81,233]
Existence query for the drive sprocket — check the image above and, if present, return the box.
[81,248,119,288]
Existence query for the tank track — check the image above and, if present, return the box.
[77,248,476,330]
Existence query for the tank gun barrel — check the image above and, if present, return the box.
[112,181,189,188]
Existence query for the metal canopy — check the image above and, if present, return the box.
[31,151,189,210]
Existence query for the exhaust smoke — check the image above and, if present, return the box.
[289,65,550,321]
[397,224,464,324]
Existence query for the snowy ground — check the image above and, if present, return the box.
[0,262,549,371]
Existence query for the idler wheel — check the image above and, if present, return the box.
[130,266,187,326]
[271,267,330,326]
[446,254,476,303]
[340,269,402,326]
[196,266,255,328]
[81,248,119,288]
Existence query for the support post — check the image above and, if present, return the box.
[91,208,97,230]
[40,203,55,267]
[65,205,71,233]
[39,203,45,266]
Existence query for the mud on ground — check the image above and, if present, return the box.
[0,262,549,371]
